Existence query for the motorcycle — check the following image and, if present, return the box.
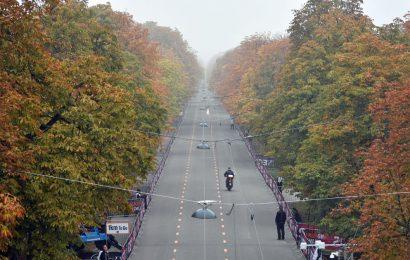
[226,174,234,191]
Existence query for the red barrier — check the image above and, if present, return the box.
[238,127,345,259]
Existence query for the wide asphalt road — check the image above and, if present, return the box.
[130,86,304,260]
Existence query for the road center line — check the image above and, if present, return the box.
[172,103,197,259]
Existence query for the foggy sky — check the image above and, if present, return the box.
[88,0,410,64]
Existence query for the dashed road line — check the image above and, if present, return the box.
[172,105,197,259]
[210,118,230,260]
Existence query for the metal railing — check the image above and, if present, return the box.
[238,128,316,259]
[120,111,185,259]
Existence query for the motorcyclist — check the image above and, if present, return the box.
[224,167,235,190]
[224,167,235,178]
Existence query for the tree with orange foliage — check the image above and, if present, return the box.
[342,80,409,258]
[235,38,289,126]
[143,21,203,96]
[0,1,201,258]
[0,0,56,251]
[210,2,409,258]
[209,33,272,112]
[0,194,24,252]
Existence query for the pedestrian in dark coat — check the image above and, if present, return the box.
[97,244,109,260]
[277,176,283,193]
[275,206,287,240]
[136,189,148,209]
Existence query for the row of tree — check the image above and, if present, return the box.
[209,0,409,258]
[0,0,201,258]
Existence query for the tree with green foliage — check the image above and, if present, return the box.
[158,57,189,120]
[143,21,203,97]
[210,1,409,257]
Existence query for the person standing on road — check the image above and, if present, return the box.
[97,244,109,260]
[275,205,287,240]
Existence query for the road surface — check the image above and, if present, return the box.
[130,86,304,260]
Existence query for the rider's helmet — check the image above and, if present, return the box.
[228,167,231,170]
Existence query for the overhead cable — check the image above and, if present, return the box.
[25,172,198,204]
[23,172,410,206]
